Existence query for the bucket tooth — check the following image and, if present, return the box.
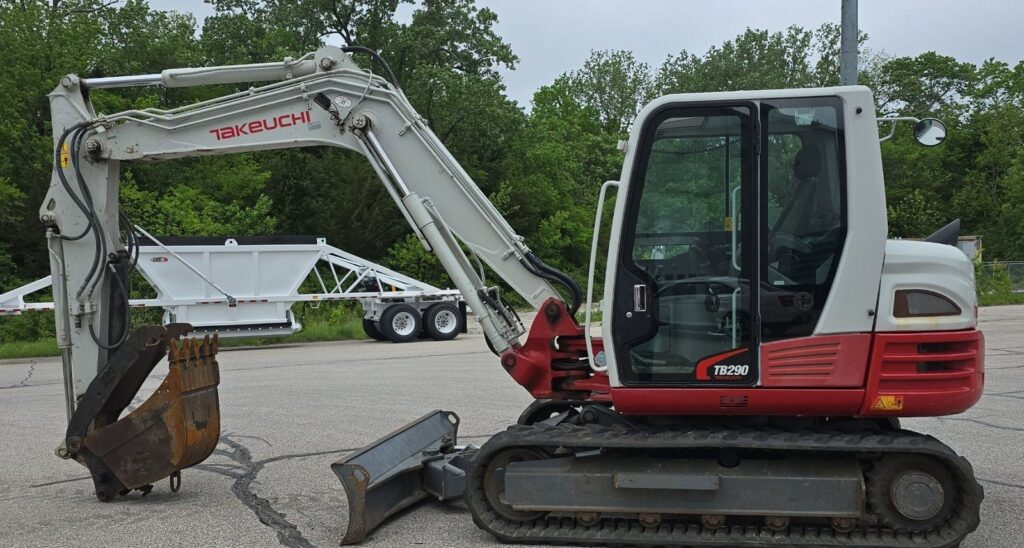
[65,324,222,501]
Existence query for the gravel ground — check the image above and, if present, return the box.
[1,307,1022,547]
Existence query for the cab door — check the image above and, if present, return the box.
[611,103,759,386]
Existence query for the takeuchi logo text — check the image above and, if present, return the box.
[208,111,311,141]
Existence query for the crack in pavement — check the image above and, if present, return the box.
[219,434,360,548]
[219,435,315,548]
[987,389,1024,396]
[986,392,1024,402]
[216,430,495,547]
[27,432,495,494]
[978,477,1024,490]
[986,345,1024,354]
[938,416,1024,433]
[29,475,92,488]
[984,363,1024,370]
[0,360,38,389]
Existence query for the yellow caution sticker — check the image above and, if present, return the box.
[60,143,70,168]
[724,216,733,231]
[871,394,904,411]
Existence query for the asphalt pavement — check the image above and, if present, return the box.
[1,307,1022,547]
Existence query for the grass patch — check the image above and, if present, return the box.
[575,308,603,323]
[0,302,369,359]
[0,339,60,360]
[978,292,1024,306]
[219,316,366,348]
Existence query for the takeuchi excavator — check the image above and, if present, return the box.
[43,46,983,547]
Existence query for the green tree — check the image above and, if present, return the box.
[656,26,818,93]
[886,189,945,238]
[563,50,655,134]
[203,0,525,264]
[0,0,213,284]
[490,77,622,281]
[873,52,978,116]
[0,177,25,287]
[382,234,448,288]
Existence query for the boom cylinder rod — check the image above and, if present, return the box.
[82,58,317,89]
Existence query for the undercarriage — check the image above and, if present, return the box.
[463,409,982,548]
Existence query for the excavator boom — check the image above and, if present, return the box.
[45,45,574,532]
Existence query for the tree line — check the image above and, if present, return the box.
[2,0,1023,299]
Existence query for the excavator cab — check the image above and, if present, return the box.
[610,97,849,385]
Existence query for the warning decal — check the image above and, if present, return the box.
[871,394,905,411]
[60,143,70,168]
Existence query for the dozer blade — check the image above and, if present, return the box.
[64,324,221,501]
[332,410,476,545]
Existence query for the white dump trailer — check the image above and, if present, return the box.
[0,236,465,343]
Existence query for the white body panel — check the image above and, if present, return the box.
[874,239,977,332]
[812,89,888,334]
[602,86,888,388]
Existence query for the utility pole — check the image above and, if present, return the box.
[840,0,858,85]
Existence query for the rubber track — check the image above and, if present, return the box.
[465,423,982,548]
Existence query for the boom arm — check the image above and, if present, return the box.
[44,46,570,404]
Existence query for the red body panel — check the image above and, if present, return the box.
[858,329,984,417]
[609,329,984,416]
[503,299,984,418]
[760,334,871,388]
[499,300,610,401]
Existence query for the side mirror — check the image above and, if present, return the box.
[914,118,947,147]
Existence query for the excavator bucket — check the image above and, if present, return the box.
[63,324,221,501]
[332,410,476,544]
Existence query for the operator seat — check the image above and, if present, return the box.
[774,143,822,283]
[793,142,822,181]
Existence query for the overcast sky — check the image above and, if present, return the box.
[150,0,1024,106]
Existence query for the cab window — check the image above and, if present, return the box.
[761,98,846,340]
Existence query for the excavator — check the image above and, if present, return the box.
[43,45,984,547]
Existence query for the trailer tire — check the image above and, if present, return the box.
[424,302,463,341]
[362,319,388,342]
[380,304,422,343]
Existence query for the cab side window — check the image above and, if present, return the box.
[761,99,846,340]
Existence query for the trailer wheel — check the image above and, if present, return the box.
[380,304,422,343]
[424,303,462,341]
[362,319,387,342]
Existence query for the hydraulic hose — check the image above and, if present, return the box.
[69,126,108,299]
[53,123,96,242]
[523,252,583,316]
[342,46,401,90]
[53,121,133,351]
